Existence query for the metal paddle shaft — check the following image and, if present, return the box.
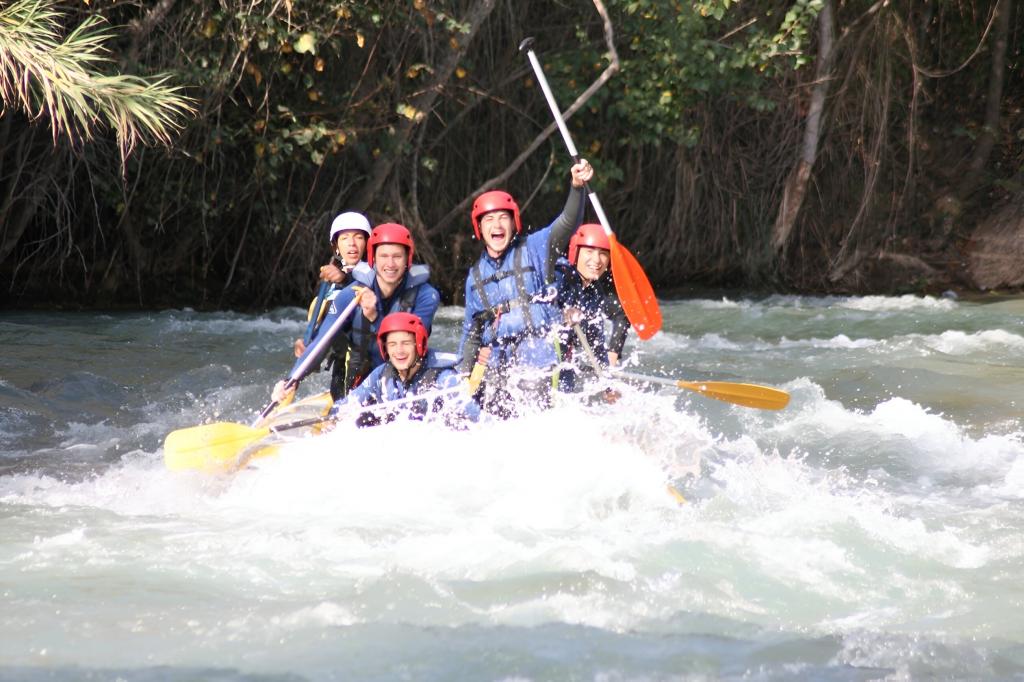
[614,370,791,411]
[519,37,662,340]
[571,322,604,378]
[289,288,365,384]
[254,288,365,424]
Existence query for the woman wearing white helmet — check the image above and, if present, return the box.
[293,211,372,398]
[320,211,371,287]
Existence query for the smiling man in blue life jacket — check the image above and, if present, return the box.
[555,223,629,396]
[293,211,372,398]
[275,223,440,404]
[458,159,593,415]
[329,312,479,426]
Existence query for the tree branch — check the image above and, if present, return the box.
[427,0,619,238]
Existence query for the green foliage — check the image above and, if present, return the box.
[551,0,823,146]
[1,0,1020,305]
[165,0,396,229]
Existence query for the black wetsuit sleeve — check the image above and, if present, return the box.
[458,311,487,374]
[544,185,587,282]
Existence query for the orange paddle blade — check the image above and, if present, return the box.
[608,234,662,340]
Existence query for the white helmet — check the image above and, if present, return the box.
[329,212,371,242]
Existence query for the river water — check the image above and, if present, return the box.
[1,294,1022,680]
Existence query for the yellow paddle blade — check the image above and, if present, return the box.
[666,485,687,505]
[676,380,791,410]
[608,234,662,340]
[468,362,487,393]
[163,422,270,472]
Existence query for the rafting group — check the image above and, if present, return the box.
[274,158,628,427]
[163,161,790,473]
[163,42,790,472]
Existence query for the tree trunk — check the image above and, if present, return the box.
[771,0,834,257]
[957,0,1011,201]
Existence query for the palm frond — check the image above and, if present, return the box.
[0,0,194,157]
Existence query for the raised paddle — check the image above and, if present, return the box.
[164,381,475,473]
[519,37,662,340]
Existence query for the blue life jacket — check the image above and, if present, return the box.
[302,261,361,346]
[331,350,480,422]
[344,263,438,384]
[292,263,439,387]
[458,227,562,370]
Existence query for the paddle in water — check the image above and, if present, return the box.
[614,370,790,410]
[569,323,789,410]
[162,288,365,471]
[164,381,473,473]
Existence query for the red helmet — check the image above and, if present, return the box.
[367,223,414,268]
[568,223,611,264]
[471,190,521,240]
[377,312,428,360]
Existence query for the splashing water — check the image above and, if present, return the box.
[2,296,1023,680]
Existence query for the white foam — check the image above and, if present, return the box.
[696,298,747,309]
[225,407,678,536]
[919,329,1024,355]
[433,305,467,321]
[757,380,1024,481]
[271,602,359,628]
[157,310,305,336]
[986,454,1024,500]
[696,333,744,350]
[691,293,958,314]
[838,294,957,312]
[775,335,881,350]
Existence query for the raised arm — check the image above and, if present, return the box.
[543,159,593,280]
